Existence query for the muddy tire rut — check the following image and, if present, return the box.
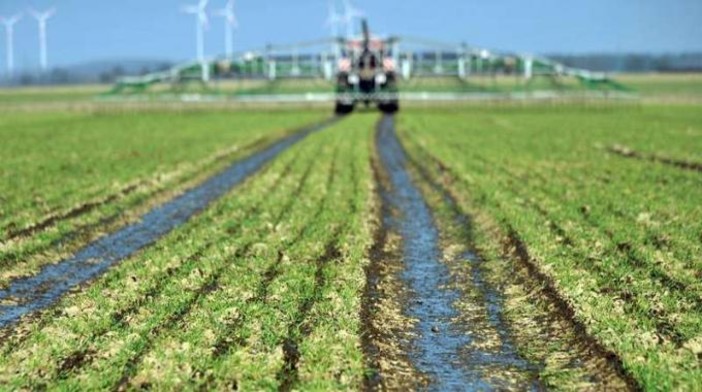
[363,115,635,391]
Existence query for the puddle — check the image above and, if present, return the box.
[376,115,538,390]
[0,119,336,328]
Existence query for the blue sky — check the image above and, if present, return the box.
[0,0,700,71]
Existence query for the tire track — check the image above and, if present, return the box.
[402,134,639,389]
[415,135,701,344]
[0,136,273,244]
[371,115,538,390]
[0,118,337,328]
[50,137,320,386]
[0,136,277,272]
[0,125,312,383]
[115,135,337,390]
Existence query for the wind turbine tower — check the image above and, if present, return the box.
[0,14,22,76]
[342,0,364,39]
[29,8,56,72]
[182,0,210,82]
[325,1,342,38]
[214,0,238,60]
[325,1,343,63]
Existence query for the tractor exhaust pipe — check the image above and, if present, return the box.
[361,19,370,50]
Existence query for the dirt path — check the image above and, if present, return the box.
[0,118,338,328]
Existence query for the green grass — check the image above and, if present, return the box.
[397,104,702,390]
[618,73,702,100]
[0,114,376,390]
[0,85,106,104]
[0,109,326,287]
[1,98,701,390]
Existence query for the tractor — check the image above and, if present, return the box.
[335,20,400,115]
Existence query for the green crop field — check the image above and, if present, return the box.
[398,105,702,389]
[0,88,701,390]
[0,109,325,287]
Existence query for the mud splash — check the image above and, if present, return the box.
[0,118,337,328]
[375,115,537,390]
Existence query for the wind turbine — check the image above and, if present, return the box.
[29,8,56,72]
[341,0,364,39]
[0,14,22,76]
[214,0,238,60]
[324,1,343,63]
[182,0,210,81]
[324,1,342,38]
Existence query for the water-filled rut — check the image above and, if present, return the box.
[0,118,337,328]
[373,115,538,390]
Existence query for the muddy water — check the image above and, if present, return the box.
[0,119,336,328]
[376,115,537,390]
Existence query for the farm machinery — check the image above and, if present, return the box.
[334,20,400,115]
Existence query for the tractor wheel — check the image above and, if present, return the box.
[379,101,400,114]
[335,102,354,115]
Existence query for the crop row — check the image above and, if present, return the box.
[0,114,376,390]
[0,110,325,288]
[397,106,702,390]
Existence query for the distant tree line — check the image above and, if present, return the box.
[0,61,174,87]
[548,53,702,73]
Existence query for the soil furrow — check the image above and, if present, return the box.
[2,182,145,242]
[608,145,702,173]
[0,118,335,328]
[207,140,338,365]
[276,233,343,392]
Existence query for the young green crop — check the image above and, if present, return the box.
[0,109,326,287]
[398,104,702,390]
[0,113,376,390]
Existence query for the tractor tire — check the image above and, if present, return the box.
[335,102,354,115]
[379,101,400,114]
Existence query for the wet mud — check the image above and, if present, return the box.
[0,118,337,328]
[369,115,538,390]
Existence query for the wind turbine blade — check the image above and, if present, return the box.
[8,13,22,24]
[200,13,210,29]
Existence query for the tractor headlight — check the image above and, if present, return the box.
[348,74,360,84]
[375,74,387,85]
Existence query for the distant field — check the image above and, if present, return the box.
[0,85,105,104]
[618,73,702,100]
[1,73,700,105]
